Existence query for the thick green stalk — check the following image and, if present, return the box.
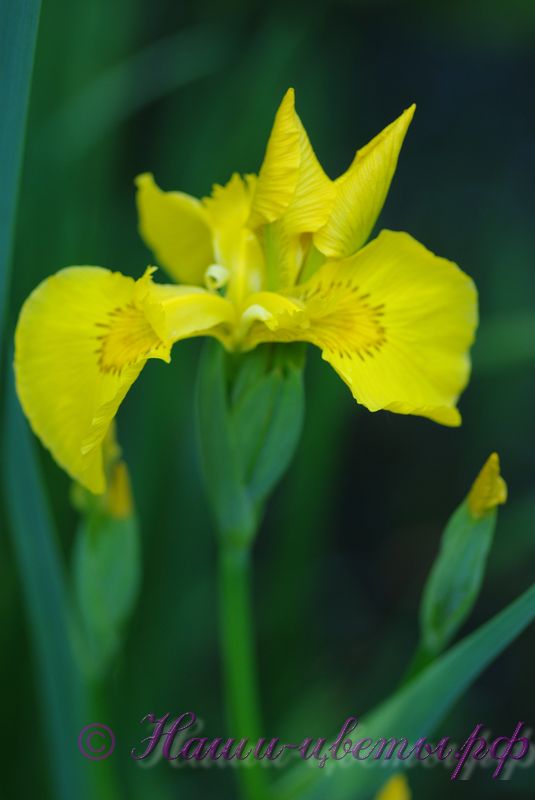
[219,540,269,800]
[196,341,304,799]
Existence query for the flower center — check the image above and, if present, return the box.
[96,302,165,374]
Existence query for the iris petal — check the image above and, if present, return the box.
[314,105,415,258]
[136,172,214,285]
[15,267,167,493]
[243,230,478,426]
[14,267,235,493]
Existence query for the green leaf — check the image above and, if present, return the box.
[2,375,91,800]
[274,582,535,800]
[38,24,234,162]
[0,0,41,359]
[420,499,498,658]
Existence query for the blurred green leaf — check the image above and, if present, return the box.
[275,581,535,800]
[38,25,235,162]
[0,0,41,359]
[2,374,90,800]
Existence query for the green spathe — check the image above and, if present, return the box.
[420,500,498,656]
[196,340,305,546]
[73,493,141,678]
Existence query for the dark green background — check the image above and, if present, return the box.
[2,1,534,798]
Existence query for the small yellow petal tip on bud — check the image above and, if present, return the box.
[468,452,508,520]
[375,773,411,800]
[107,461,134,519]
[134,171,153,188]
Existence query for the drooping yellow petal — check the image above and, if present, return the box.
[375,774,411,800]
[248,88,302,229]
[244,230,477,426]
[468,453,508,519]
[15,267,169,493]
[14,267,236,494]
[314,105,415,258]
[136,173,214,285]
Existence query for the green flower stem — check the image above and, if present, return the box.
[196,340,304,799]
[219,538,269,800]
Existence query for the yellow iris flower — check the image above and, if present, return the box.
[15,89,477,494]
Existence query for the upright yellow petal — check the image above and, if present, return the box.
[244,230,477,426]
[136,173,214,285]
[248,88,301,229]
[249,89,334,288]
[272,119,334,288]
[15,267,169,493]
[281,114,334,236]
[203,173,264,302]
[375,774,411,800]
[468,453,508,519]
[314,105,415,258]
[203,172,255,260]
[261,220,304,291]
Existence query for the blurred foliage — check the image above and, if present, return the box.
[1,1,534,798]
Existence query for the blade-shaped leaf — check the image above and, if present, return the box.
[0,0,41,360]
[274,581,535,800]
[2,374,91,800]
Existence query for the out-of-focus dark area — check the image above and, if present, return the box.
[2,1,534,797]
